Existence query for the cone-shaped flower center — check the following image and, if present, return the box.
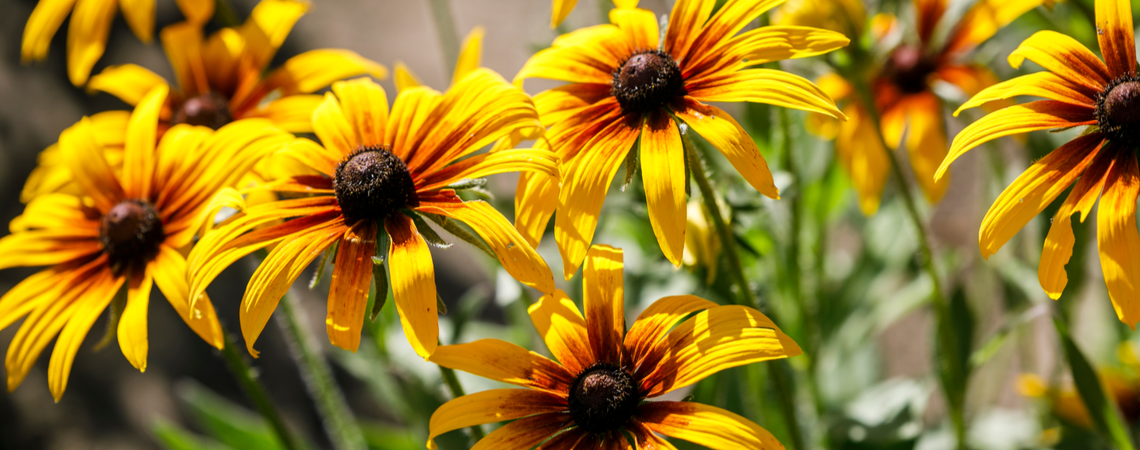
[173,92,233,130]
[567,363,640,433]
[612,50,684,114]
[334,146,418,221]
[1098,77,1140,146]
[886,46,936,94]
[100,200,165,269]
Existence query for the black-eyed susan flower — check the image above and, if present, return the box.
[187,74,557,358]
[0,85,291,400]
[802,0,1046,215]
[939,0,1140,325]
[550,0,639,28]
[427,245,801,449]
[515,1,848,279]
[21,0,212,85]
[87,0,386,134]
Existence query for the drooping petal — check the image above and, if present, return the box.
[453,26,485,84]
[686,69,846,119]
[953,72,1098,115]
[241,95,324,133]
[385,213,439,358]
[623,295,717,368]
[944,0,1047,55]
[937,100,1096,180]
[241,219,346,357]
[1039,142,1113,299]
[514,171,559,248]
[1095,0,1136,77]
[331,78,388,148]
[46,269,123,401]
[429,339,576,393]
[160,22,209,96]
[675,97,780,198]
[416,148,560,193]
[60,118,124,212]
[0,269,66,331]
[427,389,567,450]
[117,267,154,372]
[900,93,950,204]
[152,245,224,349]
[416,200,555,295]
[21,0,77,63]
[638,305,801,397]
[637,401,783,450]
[65,0,117,85]
[527,290,594,375]
[118,0,155,43]
[833,105,890,215]
[640,110,687,267]
[1008,31,1111,92]
[555,114,641,280]
[238,0,308,71]
[582,245,626,365]
[1097,148,1140,326]
[470,413,575,450]
[87,64,169,107]
[979,133,1103,259]
[326,219,377,352]
[628,419,681,450]
[121,84,167,200]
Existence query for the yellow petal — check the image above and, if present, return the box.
[393,62,423,92]
[0,269,63,331]
[901,93,950,204]
[117,267,154,372]
[1095,0,1136,78]
[1097,149,1140,327]
[152,245,224,349]
[331,78,388,148]
[514,171,559,248]
[471,413,573,450]
[60,117,124,212]
[515,25,625,86]
[239,0,308,70]
[160,22,209,95]
[582,245,626,365]
[609,7,658,50]
[527,290,594,375]
[953,72,1097,116]
[313,92,359,159]
[453,26,484,85]
[834,105,889,215]
[429,339,574,392]
[1008,31,1110,92]
[88,64,169,106]
[242,94,324,133]
[21,0,77,63]
[427,389,567,450]
[385,213,439,358]
[254,49,388,100]
[675,98,780,198]
[385,86,443,161]
[945,0,1046,54]
[175,0,213,24]
[66,0,116,85]
[122,84,167,199]
[326,220,376,352]
[623,295,717,368]
[1039,147,1112,299]
[118,0,155,43]
[664,0,716,65]
[637,401,783,450]
[416,148,560,193]
[46,270,123,401]
[640,110,686,267]
[686,69,846,120]
[550,0,578,28]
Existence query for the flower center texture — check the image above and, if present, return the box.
[886,46,937,94]
[567,363,640,433]
[1097,77,1140,146]
[612,50,684,114]
[334,146,418,221]
[172,92,233,130]
[100,199,165,270]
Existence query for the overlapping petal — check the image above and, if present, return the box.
[427,389,567,450]
[326,220,377,352]
[385,213,439,358]
[429,339,575,393]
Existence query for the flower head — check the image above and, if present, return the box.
[187,74,557,358]
[21,0,213,85]
[942,0,1140,325]
[515,0,849,279]
[427,245,801,449]
[0,85,290,400]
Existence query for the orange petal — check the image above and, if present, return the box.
[0,269,65,331]
[628,419,681,450]
[685,0,784,65]
[583,245,625,365]
[429,339,575,393]
[901,93,950,204]
[640,110,687,267]
[527,290,594,375]
[160,22,209,96]
[979,133,1103,259]
[834,105,890,215]
[686,69,845,119]
[675,97,779,198]
[117,267,154,372]
[945,0,1047,55]
[152,245,224,349]
[385,213,439,358]
[242,95,324,133]
[60,117,124,212]
[277,137,343,177]
[1097,148,1140,327]
[515,25,626,86]
[536,429,590,449]
[637,401,783,450]
[1039,142,1113,299]
[469,413,574,450]
[46,269,123,401]
[915,0,946,43]
[331,78,389,148]
[610,7,658,50]
[953,71,1097,116]
[121,84,167,199]
[1095,0,1136,78]
[326,219,377,352]
[0,230,100,271]
[623,295,717,368]
[1008,31,1110,92]
[416,148,559,193]
[664,0,716,65]
[427,389,567,450]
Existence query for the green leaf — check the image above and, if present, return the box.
[436,293,448,315]
[94,282,129,351]
[152,418,233,450]
[1054,318,1136,450]
[371,262,389,322]
[407,211,453,249]
[420,212,496,259]
[175,381,288,450]
[622,139,640,192]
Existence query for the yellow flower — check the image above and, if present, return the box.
[773,0,866,39]
[682,200,724,284]
[809,0,1045,215]
[551,0,639,28]
[941,0,1140,325]
[427,245,801,449]
[515,1,848,279]
[187,74,557,359]
[21,0,213,86]
[0,86,291,400]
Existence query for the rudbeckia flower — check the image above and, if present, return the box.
[550,0,639,28]
[939,0,1140,325]
[187,74,557,358]
[804,0,1046,215]
[88,0,387,134]
[21,0,212,86]
[427,245,801,449]
[0,85,291,400]
[515,1,848,279]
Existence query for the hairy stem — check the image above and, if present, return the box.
[426,0,461,76]
[439,366,486,441]
[218,332,304,450]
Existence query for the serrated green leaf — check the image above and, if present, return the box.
[421,212,496,259]
[176,381,288,450]
[1055,318,1136,450]
[444,178,488,191]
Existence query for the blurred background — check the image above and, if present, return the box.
[0,0,1136,449]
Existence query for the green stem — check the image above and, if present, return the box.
[851,80,967,450]
[426,0,461,76]
[212,0,241,28]
[439,366,486,442]
[682,124,806,450]
[218,331,304,450]
[277,291,367,450]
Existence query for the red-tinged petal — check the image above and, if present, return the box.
[1096,148,1140,327]
[527,290,594,375]
[160,22,209,95]
[416,148,559,193]
[640,110,687,267]
[427,389,568,450]
[429,339,576,393]
[628,419,681,450]
[469,413,574,450]
[609,7,658,51]
[582,245,626,365]
[938,100,1096,180]
[833,105,890,215]
[954,72,1098,116]
[385,213,439,358]
[623,295,717,368]
[1095,0,1136,77]
[1008,31,1111,92]
[944,0,1047,55]
[0,229,101,271]
[61,117,124,213]
[664,0,715,65]
[675,98,780,198]
[900,93,950,204]
[915,0,947,44]
[331,78,388,148]
[0,269,63,331]
[326,219,377,352]
[1039,141,1113,299]
[686,69,845,119]
[117,266,154,372]
[637,401,784,450]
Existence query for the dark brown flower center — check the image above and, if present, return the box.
[567,363,640,433]
[1097,76,1140,146]
[612,50,684,114]
[334,146,418,221]
[172,92,233,130]
[100,200,164,270]
[886,46,937,94]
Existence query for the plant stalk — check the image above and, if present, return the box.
[426,0,461,76]
[218,331,304,450]
[439,366,486,441]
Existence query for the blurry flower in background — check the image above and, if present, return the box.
[1018,343,1140,431]
[515,1,848,280]
[773,0,865,39]
[187,74,557,359]
[550,0,639,28]
[427,245,802,449]
[801,0,1046,215]
[682,199,724,285]
[940,0,1140,325]
[21,0,213,86]
[0,86,291,400]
